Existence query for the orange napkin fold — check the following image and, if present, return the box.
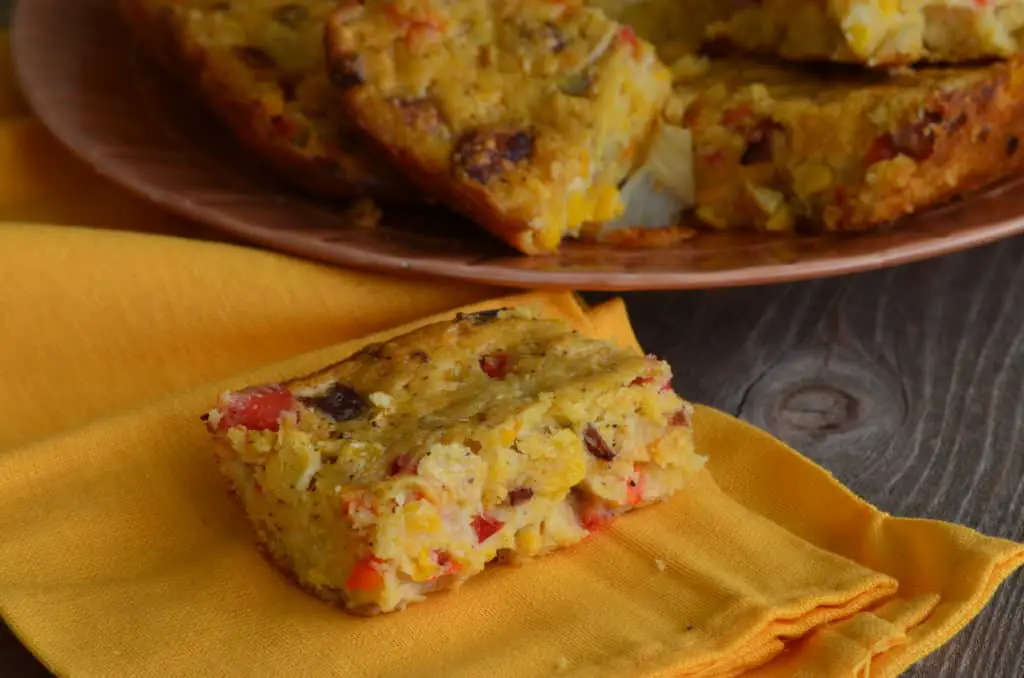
[1,29,1022,678]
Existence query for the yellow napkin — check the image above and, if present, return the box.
[1,29,1022,678]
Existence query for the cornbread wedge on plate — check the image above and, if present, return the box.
[705,0,1024,66]
[204,308,703,615]
[669,56,1024,232]
[323,0,672,253]
[118,0,407,198]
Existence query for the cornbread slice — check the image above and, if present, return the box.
[118,0,407,198]
[668,56,1024,232]
[204,308,703,615]
[323,0,672,253]
[705,0,1024,66]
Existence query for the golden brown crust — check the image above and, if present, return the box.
[319,83,539,250]
[331,111,542,253]
[848,64,1024,227]
[118,0,409,200]
[676,57,1024,232]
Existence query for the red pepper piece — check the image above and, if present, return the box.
[617,26,640,56]
[479,353,510,379]
[346,556,384,591]
[670,408,691,427]
[217,385,296,432]
[700,149,726,167]
[472,513,504,542]
[626,466,645,505]
[721,105,753,129]
[434,551,461,576]
[579,502,614,532]
[630,376,673,393]
[865,134,897,166]
[389,453,419,476]
[341,496,366,516]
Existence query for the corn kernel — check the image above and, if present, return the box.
[695,205,730,229]
[592,183,624,221]
[765,205,795,232]
[565,190,589,227]
[403,504,441,533]
[846,23,872,53]
[516,527,543,554]
[409,549,439,582]
[791,164,834,197]
[501,426,517,447]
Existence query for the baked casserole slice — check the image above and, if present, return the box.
[118,0,407,198]
[323,0,671,253]
[204,308,703,615]
[670,56,1024,232]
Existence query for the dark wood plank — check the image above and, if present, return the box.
[589,235,1024,677]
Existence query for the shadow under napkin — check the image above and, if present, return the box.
[0,293,1019,678]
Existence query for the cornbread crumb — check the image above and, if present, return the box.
[368,392,394,409]
[654,557,667,572]
[556,656,572,672]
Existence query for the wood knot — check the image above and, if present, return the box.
[778,386,862,434]
[737,348,905,461]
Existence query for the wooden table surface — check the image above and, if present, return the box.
[3,1,1023,676]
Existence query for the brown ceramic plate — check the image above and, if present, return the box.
[13,0,1024,290]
